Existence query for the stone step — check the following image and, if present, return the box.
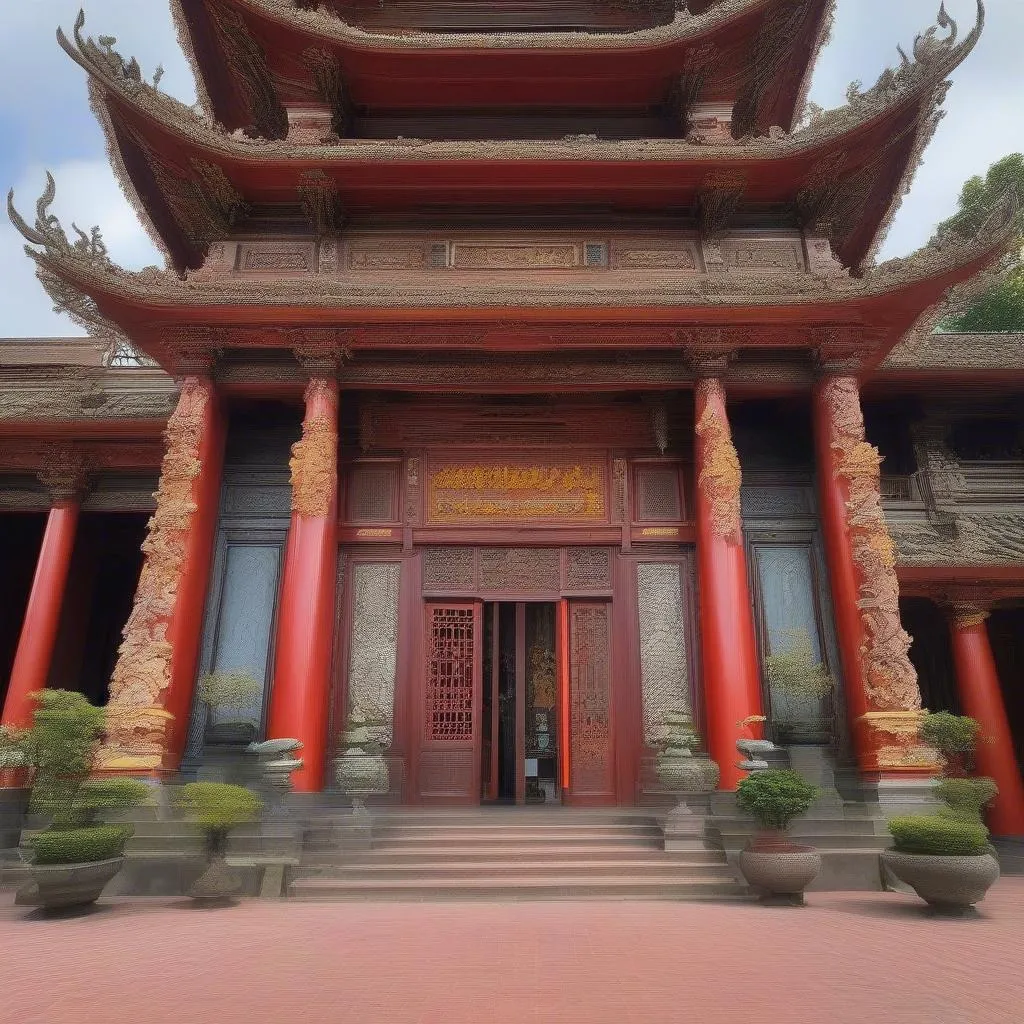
[301,844,725,866]
[288,874,748,901]
[369,822,662,839]
[299,858,735,881]
[344,833,665,853]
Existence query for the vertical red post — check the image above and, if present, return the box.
[558,599,571,793]
[267,376,339,791]
[812,378,870,764]
[1,501,80,728]
[948,607,1024,837]
[163,378,226,767]
[693,376,763,790]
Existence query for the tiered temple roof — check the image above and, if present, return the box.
[6,0,1016,379]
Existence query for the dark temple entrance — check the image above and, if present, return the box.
[482,602,560,805]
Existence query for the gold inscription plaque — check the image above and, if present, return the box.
[428,462,606,523]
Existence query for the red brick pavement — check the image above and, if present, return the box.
[2,880,1022,1024]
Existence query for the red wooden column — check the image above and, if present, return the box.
[267,374,340,791]
[812,373,928,775]
[813,374,871,766]
[947,605,1024,837]
[1,456,88,728]
[692,373,763,790]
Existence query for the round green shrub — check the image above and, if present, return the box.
[178,782,262,837]
[735,769,818,831]
[30,825,133,865]
[935,777,998,823]
[888,814,990,856]
[920,712,981,758]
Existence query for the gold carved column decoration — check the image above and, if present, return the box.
[819,374,930,771]
[693,374,742,545]
[99,375,214,770]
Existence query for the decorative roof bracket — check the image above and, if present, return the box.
[297,169,345,236]
[695,170,746,239]
[302,47,355,140]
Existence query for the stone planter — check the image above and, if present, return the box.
[880,849,1000,914]
[16,857,125,910]
[738,845,822,905]
[656,756,720,795]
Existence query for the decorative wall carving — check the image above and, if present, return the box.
[636,563,691,746]
[824,375,921,713]
[614,248,697,270]
[99,376,210,769]
[239,243,313,272]
[564,548,613,592]
[720,238,805,271]
[289,379,338,518]
[423,547,476,591]
[427,460,606,523]
[695,379,742,543]
[425,606,475,742]
[349,247,426,271]
[405,457,421,525]
[612,458,628,523]
[569,602,613,796]
[346,562,401,748]
[452,243,580,270]
[479,548,560,592]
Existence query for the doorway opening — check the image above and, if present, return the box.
[482,601,561,805]
[47,513,148,705]
[0,512,47,708]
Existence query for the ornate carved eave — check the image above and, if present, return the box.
[177,0,773,54]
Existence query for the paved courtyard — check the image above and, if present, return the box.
[2,879,1022,1024]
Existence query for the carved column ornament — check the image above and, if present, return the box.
[695,170,747,240]
[822,376,923,719]
[694,377,742,544]
[814,328,872,376]
[948,602,991,631]
[37,450,92,503]
[290,330,350,377]
[290,378,339,518]
[297,169,345,236]
[301,48,354,139]
[99,376,213,769]
[206,0,287,140]
[161,328,220,377]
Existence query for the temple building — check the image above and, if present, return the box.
[3,0,1023,839]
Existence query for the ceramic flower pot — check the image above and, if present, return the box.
[738,844,822,905]
[16,857,125,910]
[880,849,1000,914]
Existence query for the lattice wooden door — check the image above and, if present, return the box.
[418,602,482,803]
[567,601,615,803]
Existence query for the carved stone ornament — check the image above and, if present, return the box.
[695,378,742,544]
[98,376,213,770]
[290,330,351,376]
[289,378,339,518]
[948,603,991,631]
[823,376,921,713]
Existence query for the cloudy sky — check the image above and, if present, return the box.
[1,0,1021,337]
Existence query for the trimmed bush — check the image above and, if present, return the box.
[735,769,818,831]
[920,712,981,774]
[30,825,133,865]
[935,777,998,823]
[178,782,262,838]
[888,815,990,857]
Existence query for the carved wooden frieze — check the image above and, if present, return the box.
[426,458,607,524]
[349,246,427,271]
[452,243,581,270]
[718,237,806,273]
[238,242,315,273]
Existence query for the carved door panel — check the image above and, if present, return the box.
[567,601,615,804]
[419,602,482,803]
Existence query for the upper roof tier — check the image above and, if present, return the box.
[169,0,834,136]
[59,3,985,276]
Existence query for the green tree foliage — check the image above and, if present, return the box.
[735,769,817,831]
[938,153,1024,333]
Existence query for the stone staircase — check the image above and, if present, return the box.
[289,807,749,901]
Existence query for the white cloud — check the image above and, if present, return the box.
[1,157,164,337]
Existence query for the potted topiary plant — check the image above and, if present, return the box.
[0,725,32,850]
[197,671,262,745]
[178,781,262,901]
[14,690,149,911]
[735,768,820,904]
[881,712,1000,915]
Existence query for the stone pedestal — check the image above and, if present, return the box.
[663,796,712,853]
